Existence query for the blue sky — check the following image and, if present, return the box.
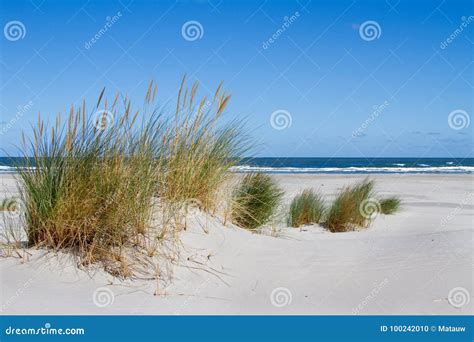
[0,0,472,157]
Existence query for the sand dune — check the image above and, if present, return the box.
[0,173,472,315]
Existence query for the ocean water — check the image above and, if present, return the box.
[233,157,474,174]
[0,157,473,174]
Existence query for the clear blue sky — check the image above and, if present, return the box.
[1,0,472,157]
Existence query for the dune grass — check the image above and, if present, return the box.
[380,197,401,214]
[11,76,403,274]
[157,77,250,213]
[17,89,163,268]
[287,189,325,227]
[231,173,283,230]
[15,78,249,275]
[325,179,376,232]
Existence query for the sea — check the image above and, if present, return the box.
[233,157,474,174]
[1,157,473,174]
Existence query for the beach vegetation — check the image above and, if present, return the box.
[15,78,249,276]
[325,178,376,232]
[157,77,250,213]
[231,173,283,230]
[287,189,325,227]
[380,197,401,214]
[17,89,163,270]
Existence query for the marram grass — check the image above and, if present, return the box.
[287,189,325,227]
[17,88,163,269]
[15,78,249,276]
[380,197,401,214]
[231,173,284,230]
[157,77,250,212]
[325,178,376,232]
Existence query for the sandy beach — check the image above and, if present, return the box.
[0,173,472,315]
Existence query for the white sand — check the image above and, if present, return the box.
[0,173,472,315]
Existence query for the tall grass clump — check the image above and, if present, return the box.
[14,78,251,274]
[231,173,283,230]
[287,189,325,227]
[326,179,376,232]
[17,85,164,269]
[380,197,401,214]
[157,77,250,213]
